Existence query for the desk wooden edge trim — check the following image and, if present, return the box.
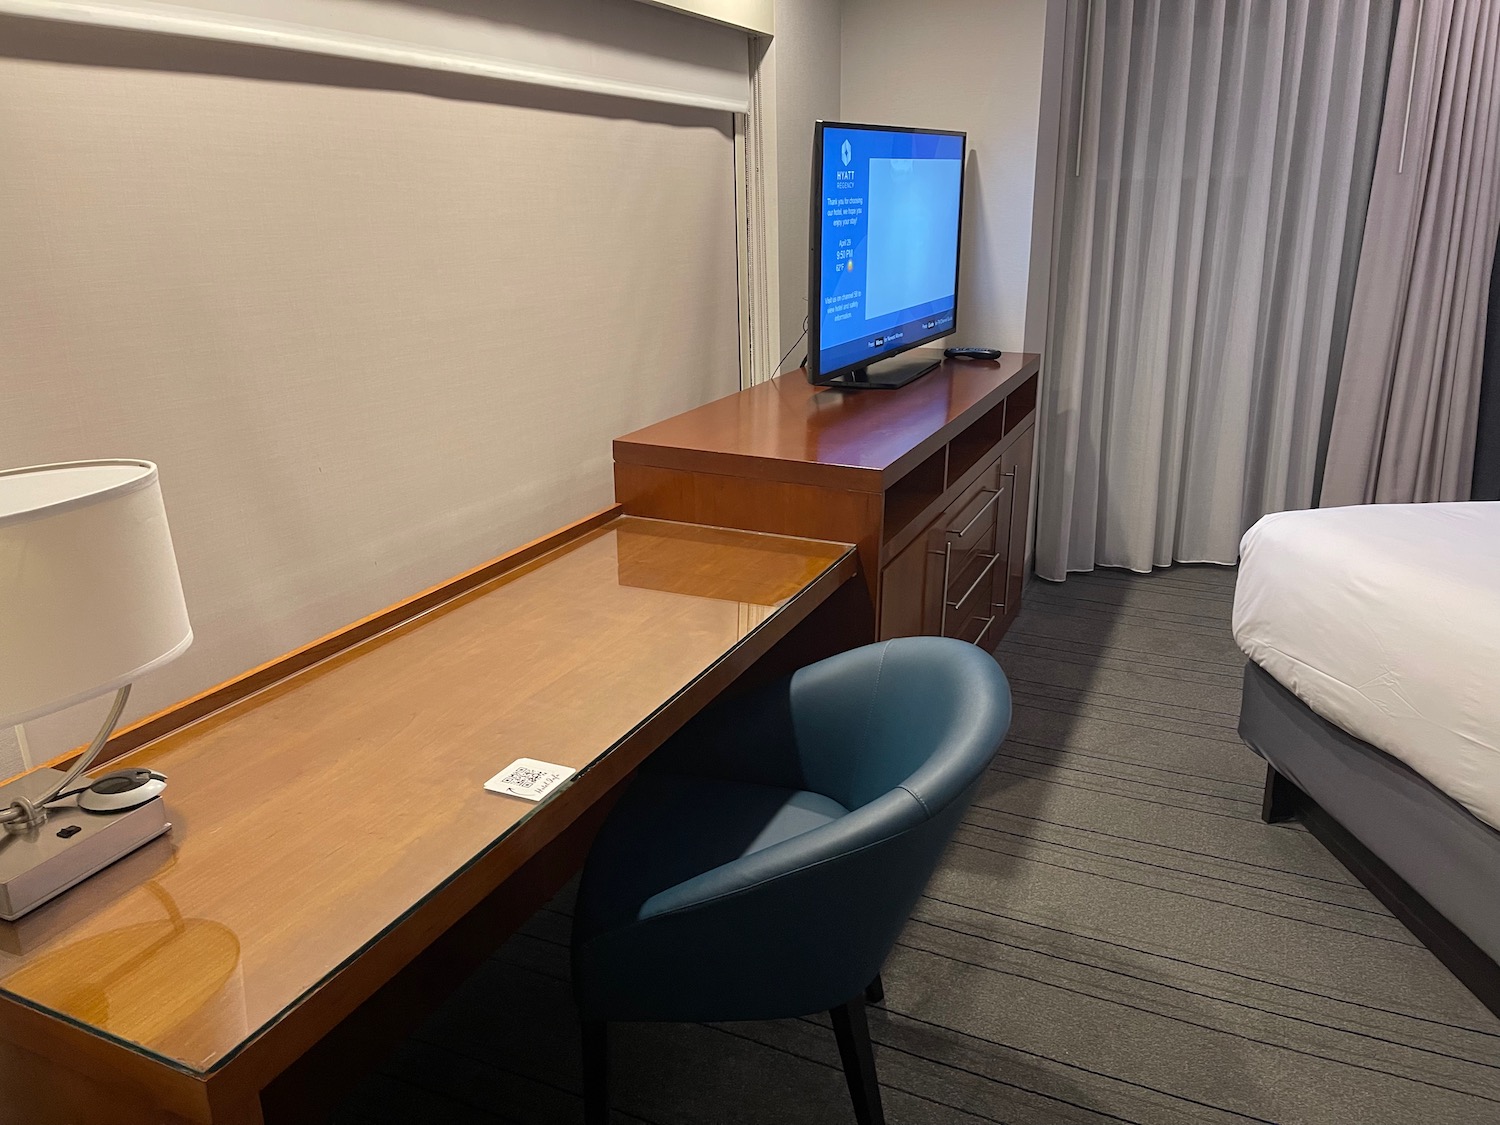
[613,355,1040,495]
[613,439,881,493]
[614,466,883,599]
[203,547,859,1100]
[23,505,624,782]
[0,991,214,1121]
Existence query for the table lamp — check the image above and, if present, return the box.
[0,460,192,919]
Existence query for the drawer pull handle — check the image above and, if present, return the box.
[951,488,1003,539]
[948,552,999,612]
[972,614,998,647]
[939,540,954,636]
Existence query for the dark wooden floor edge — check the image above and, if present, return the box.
[1264,767,1500,1021]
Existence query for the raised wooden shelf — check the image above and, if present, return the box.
[615,351,1040,647]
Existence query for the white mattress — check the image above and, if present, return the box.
[1233,502,1500,831]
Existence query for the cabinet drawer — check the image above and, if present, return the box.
[941,467,1008,556]
[945,548,1000,626]
[997,424,1034,625]
[953,611,1000,649]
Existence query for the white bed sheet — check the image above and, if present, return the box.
[1233,502,1500,831]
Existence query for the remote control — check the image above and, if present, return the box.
[943,347,1003,361]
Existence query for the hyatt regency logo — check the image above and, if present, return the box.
[841,139,852,166]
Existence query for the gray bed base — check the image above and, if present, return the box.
[1239,661,1500,1016]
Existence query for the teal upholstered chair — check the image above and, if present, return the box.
[571,636,1012,1124]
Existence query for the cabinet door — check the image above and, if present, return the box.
[999,424,1034,628]
[930,459,1009,647]
[878,451,1020,647]
[879,528,935,639]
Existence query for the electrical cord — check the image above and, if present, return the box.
[774,316,810,375]
[0,684,131,828]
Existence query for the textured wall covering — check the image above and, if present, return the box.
[770,0,841,367]
[839,0,1052,354]
[0,25,740,762]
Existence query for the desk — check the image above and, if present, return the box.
[0,512,859,1125]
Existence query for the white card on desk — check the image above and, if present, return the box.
[484,758,576,802]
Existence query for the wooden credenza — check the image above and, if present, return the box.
[615,352,1040,649]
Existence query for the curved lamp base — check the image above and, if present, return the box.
[2,685,132,832]
[0,766,171,920]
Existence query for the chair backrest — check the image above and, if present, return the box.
[592,638,1012,1021]
[789,635,1012,813]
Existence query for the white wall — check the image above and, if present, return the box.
[0,16,740,773]
[770,0,842,366]
[840,0,1055,352]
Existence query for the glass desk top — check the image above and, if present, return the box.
[0,517,853,1074]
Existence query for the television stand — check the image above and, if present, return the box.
[616,353,1041,649]
[813,353,940,390]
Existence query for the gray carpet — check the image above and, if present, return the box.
[336,567,1500,1124]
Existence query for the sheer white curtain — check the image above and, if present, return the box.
[1035,0,1392,579]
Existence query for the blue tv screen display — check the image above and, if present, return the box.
[813,123,965,379]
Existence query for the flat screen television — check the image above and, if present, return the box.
[808,121,966,389]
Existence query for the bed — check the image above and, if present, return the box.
[1232,501,1500,1016]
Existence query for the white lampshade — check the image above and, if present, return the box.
[0,460,193,726]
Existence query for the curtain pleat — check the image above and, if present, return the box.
[1036,0,1393,579]
[1473,228,1500,500]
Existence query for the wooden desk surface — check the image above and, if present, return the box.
[614,352,1041,491]
[0,517,853,1093]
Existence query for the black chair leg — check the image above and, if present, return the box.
[582,1019,609,1125]
[829,995,886,1125]
[864,973,885,1005]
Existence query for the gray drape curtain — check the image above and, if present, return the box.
[1320,0,1500,506]
[1473,230,1500,501]
[1035,0,1393,580]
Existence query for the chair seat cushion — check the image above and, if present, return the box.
[575,774,848,942]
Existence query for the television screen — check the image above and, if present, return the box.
[810,122,965,386]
